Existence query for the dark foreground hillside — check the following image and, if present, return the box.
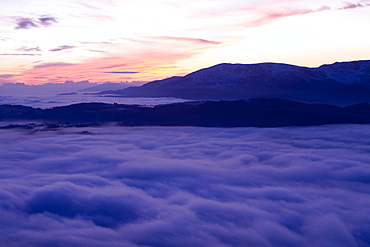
[1,98,370,127]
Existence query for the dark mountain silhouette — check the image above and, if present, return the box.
[2,98,370,127]
[103,60,370,105]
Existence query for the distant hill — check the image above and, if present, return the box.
[0,81,92,95]
[103,60,370,105]
[0,81,143,95]
[2,98,370,127]
[79,81,144,93]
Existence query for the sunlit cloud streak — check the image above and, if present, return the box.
[104,71,139,74]
[0,125,369,246]
[0,53,40,56]
[239,1,369,28]
[49,45,76,52]
[339,2,370,9]
[17,46,41,52]
[33,62,74,69]
[246,5,331,28]
[145,36,222,45]
[99,64,128,69]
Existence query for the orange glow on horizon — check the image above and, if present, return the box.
[5,55,194,85]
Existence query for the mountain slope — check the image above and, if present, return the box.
[105,60,370,105]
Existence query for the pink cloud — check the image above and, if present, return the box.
[248,5,331,27]
[0,74,15,79]
[239,1,368,28]
[145,36,221,45]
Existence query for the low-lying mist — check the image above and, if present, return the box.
[0,93,188,108]
[1,125,369,246]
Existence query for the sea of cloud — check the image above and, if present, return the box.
[1,124,370,246]
[0,93,189,108]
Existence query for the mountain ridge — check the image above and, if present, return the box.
[103,60,370,105]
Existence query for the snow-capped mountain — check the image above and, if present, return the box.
[106,60,370,105]
[317,60,370,85]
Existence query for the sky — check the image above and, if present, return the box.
[0,0,369,85]
[1,125,370,246]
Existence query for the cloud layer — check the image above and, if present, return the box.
[1,125,370,246]
[0,93,188,108]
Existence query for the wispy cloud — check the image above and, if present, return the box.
[0,53,41,56]
[78,0,116,9]
[248,5,331,27]
[38,16,58,26]
[49,45,76,52]
[146,36,221,45]
[241,1,369,28]
[80,41,113,45]
[87,49,107,53]
[339,2,370,10]
[17,47,41,52]
[99,64,127,69]
[103,71,139,74]
[14,17,38,29]
[14,16,58,29]
[33,62,74,69]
